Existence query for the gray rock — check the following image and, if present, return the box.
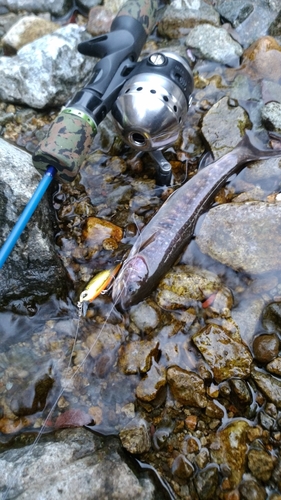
[201,97,250,159]
[196,201,281,274]
[0,0,72,16]
[0,139,67,308]
[261,101,281,132]
[0,24,93,109]
[2,15,59,54]
[185,24,243,67]
[77,0,102,12]
[215,0,254,28]
[251,366,281,408]
[158,1,220,39]
[0,428,157,500]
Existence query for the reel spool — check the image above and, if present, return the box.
[111,50,194,185]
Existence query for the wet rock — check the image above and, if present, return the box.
[2,15,59,54]
[262,301,281,334]
[215,0,254,28]
[193,465,219,500]
[129,302,159,334]
[261,102,281,132]
[82,216,123,249]
[0,24,93,108]
[201,97,250,159]
[247,448,274,481]
[232,297,265,345]
[135,360,166,404]
[85,323,124,359]
[266,357,281,376]
[119,418,151,454]
[192,324,252,383]
[77,0,101,13]
[210,419,250,488]
[196,202,281,274]
[239,479,266,500]
[229,378,252,403]
[251,366,281,408]
[158,0,220,39]
[10,372,54,417]
[118,339,160,375]
[156,265,221,310]
[205,400,225,419]
[241,36,281,82]
[0,428,157,499]
[185,24,242,67]
[0,139,67,308]
[252,332,280,363]
[171,454,194,481]
[0,0,72,16]
[235,5,277,48]
[166,365,207,407]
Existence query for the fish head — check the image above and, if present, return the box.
[111,255,149,310]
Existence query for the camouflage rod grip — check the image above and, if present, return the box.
[33,109,96,183]
[116,0,161,36]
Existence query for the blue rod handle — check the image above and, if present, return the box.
[0,166,57,269]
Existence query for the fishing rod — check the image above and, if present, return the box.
[0,0,194,269]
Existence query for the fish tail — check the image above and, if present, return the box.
[241,129,281,160]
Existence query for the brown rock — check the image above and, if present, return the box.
[192,324,252,383]
[2,15,59,54]
[119,418,151,454]
[247,449,274,481]
[135,361,166,403]
[253,333,279,363]
[167,366,207,408]
[118,339,160,374]
[242,36,281,81]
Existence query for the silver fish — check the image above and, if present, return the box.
[112,130,281,309]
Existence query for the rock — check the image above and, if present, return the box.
[158,1,220,39]
[239,479,266,500]
[0,139,67,308]
[0,0,72,16]
[241,36,281,82]
[262,301,281,334]
[185,24,243,67]
[261,102,281,132]
[0,24,93,108]
[135,360,166,404]
[193,465,219,500]
[82,216,123,248]
[210,419,250,488]
[251,366,281,408]
[77,0,102,13]
[129,302,159,334]
[2,15,59,54]
[156,265,221,310]
[215,0,254,28]
[0,428,157,499]
[87,6,114,36]
[229,379,252,403]
[232,297,265,345]
[201,97,250,159]
[171,454,194,480]
[118,339,160,375]
[196,202,281,274]
[119,418,151,454]
[252,333,280,363]
[192,324,252,383]
[247,448,274,481]
[266,357,281,376]
[166,365,207,407]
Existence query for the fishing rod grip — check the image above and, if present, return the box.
[32,0,163,183]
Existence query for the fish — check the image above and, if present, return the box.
[111,129,281,310]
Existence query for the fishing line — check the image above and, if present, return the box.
[2,289,126,500]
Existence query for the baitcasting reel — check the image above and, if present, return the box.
[111,50,194,186]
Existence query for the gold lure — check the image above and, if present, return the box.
[78,262,122,305]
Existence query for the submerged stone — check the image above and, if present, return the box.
[166,365,207,408]
[192,324,252,383]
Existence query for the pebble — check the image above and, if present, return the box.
[247,448,275,481]
[119,418,151,454]
[192,324,252,383]
[2,15,59,54]
[252,332,280,363]
[239,479,266,500]
[171,454,194,480]
[251,366,281,408]
[166,365,207,408]
[118,339,160,375]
